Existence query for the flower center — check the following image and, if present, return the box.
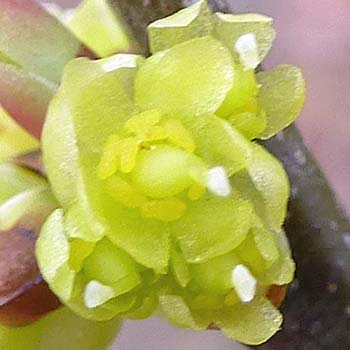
[97,110,208,222]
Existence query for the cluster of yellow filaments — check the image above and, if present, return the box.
[97,110,208,222]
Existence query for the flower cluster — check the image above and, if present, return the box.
[37,0,305,345]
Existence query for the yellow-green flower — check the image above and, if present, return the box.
[37,1,304,345]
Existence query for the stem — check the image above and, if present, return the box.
[109,1,350,348]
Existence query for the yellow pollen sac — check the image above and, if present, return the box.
[118,137,139,173]
[97,134,120,180]
[141,197,187,222]
[107,175,146,208]
[164,119,195,153]
[141,125,168,143]
[124,109,162,134]
[188,183,206,201]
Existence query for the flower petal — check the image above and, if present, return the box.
[180,114,252,176]
[262,230,295,285]
[36,209,123,321]
[257,65,306,139]
[214,297,282,345]
[159,294,209,330]
[148,0,213,53]
[135,36,234,117]
[214,13,275,63]
[231,143,289,230]
[105,204,170,273]
[42,57,138,220]
[171,193,252,263]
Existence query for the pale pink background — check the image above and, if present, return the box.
[42,1,350,348]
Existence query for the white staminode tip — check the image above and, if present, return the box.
[231,264,257,303]
[101,54,138,72]
[84,280,115,309]
[207,166,232,197]
[235,33,259,70]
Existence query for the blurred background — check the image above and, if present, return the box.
[42,0,350,349]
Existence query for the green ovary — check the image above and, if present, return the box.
[97,110,208,222]
[132,147,205,198]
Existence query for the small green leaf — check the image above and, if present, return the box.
[148,0,213,53]
[135,36,234,117]
[257,65,306,138]
[214,12,276,63]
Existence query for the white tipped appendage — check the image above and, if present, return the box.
[84,280,115,309]
[231,264,257,303]
[100,54,139,72]
[207,166,232,197]
[235,33,259,70]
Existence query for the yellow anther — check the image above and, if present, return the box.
[141,125,168,143]
[118,137,139,173]
[107,175,146,208]
[125,109,162,134]
[164,119,195,153]
[97,134,120,180]
[188,183,206,201]
[141,197,187,222]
